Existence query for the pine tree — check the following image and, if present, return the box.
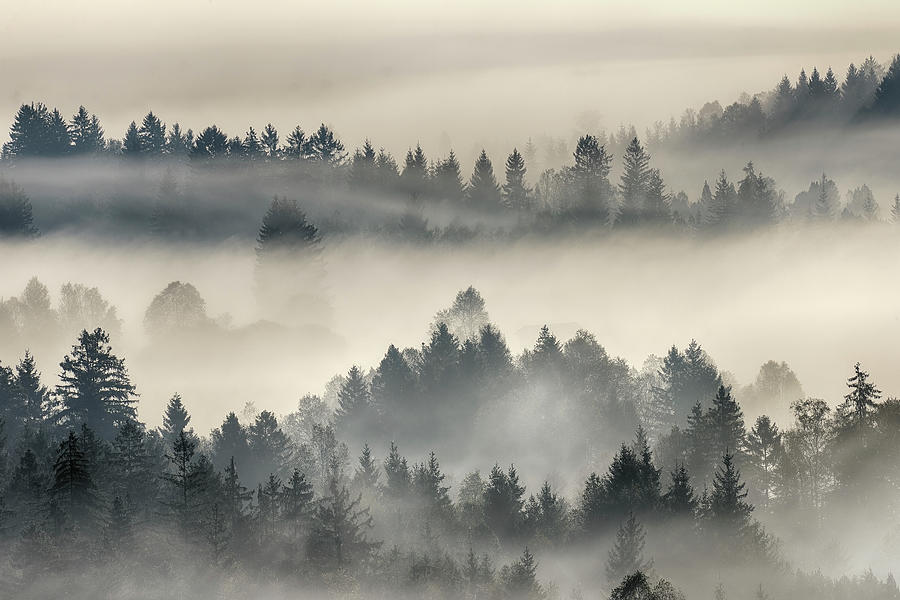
[257,472,283,538]
[605,513,653,584]
[502,148,530,209]
[839,362,881,435]
[56,328,137,440]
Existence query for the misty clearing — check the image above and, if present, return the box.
[1,3,900,599]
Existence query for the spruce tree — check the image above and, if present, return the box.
[433,150,466,201]
[708,451,753,533]
[334,365,372,440]
[605,513,653,584]
[260,123,279,159]
[353,443,381,492]
[468,149,501,209]
[617,137,651,225]
[160,393,193,446]
[0,178,39,237]
[122,121,142,157]
[662,463,697,515]
[383,441,411,501]
[56,328,137,440]
[69,106,104,155]
[745,416,782,511]
[138,112,166,156]
[308,478,379,569]
[50,431,99,529]
[282,468,314,540]
[502,148,530,209]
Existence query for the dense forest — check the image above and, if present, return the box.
[2,54,900,242]
[2,40,900,599]
[0,269,898,598]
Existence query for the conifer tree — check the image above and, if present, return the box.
[468,149,501,209]
[706,385,746,465]
[745,416,782,511]
[160,393,193,446]
[308,478,379,569]
[282,467,314,539]
[708,451,753,533]
[501,547,545,600]
[0,178,39,237]
[617,137,651,225]
[334,365,372,440]
[605,513,653,584]
[353,443,381,493]
[138,112,166,156]
[383,441,411,501]
[122,121,142,157]
[56,328,137,440]
[662,463,697,515]
[400,144,429,200]
[69,106,104,155]
[502,148,530,209]
[433,150,467,201]
[13,351,49,430]
[50,431,99,529]
[260,123,279,159]
[413,451,453,522]
[483,463,526,541]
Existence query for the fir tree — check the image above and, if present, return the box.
[468,149,501,209]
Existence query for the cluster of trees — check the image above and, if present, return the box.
[646,54,900,146]
[4,56,900,240]
[1,287,898,597]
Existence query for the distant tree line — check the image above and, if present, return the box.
[0,286,898,598]
[2,54,900,241]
